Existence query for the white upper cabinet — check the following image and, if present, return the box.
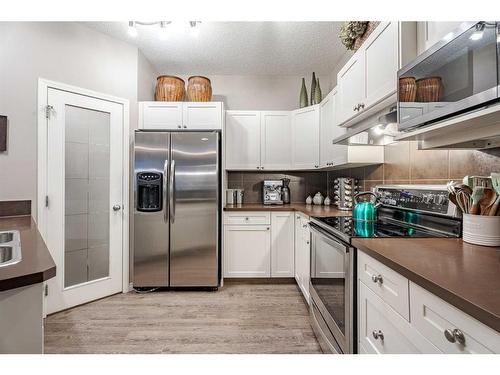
[139,101,223,130]
[319,89,339,167]
[417,22,463,55]
[225,111,262,170]
[337,54,365,125]
[291,105,320,169]
[261,111,292,170]
[364,21,399,109]
[336,22,417,127]
[140,102,183,129]
[183,102,223,130]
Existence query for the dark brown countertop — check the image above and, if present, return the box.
[224,203,353,218]
[0,216,56,292]
[353,237,500,333]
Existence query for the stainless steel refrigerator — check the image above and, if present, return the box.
[133,130,220,288]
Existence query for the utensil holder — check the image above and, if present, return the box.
[463,214,500,247]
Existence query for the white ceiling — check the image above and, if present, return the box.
[84,22,347,76]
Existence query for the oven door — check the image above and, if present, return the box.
[309,222,354,354]
[398,21,499,131]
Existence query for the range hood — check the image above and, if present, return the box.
[332,105,400,146]
[395,102,500,150]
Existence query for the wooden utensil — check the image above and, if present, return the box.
[470,187,485,215]
[489,173,500,216]
[478,188,496,215]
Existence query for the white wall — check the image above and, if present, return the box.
[0,22,141,217]
[137,50,158,102]
[167,74,332,110]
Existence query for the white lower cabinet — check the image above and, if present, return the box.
[223,211,295,279]
[294,213,311,303]
[410,282,500,354]
[358,250,500,354]
[270,212,295,277]
[224,225,271,277]
[359,281,440,354]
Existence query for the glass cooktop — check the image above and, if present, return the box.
[314,216,454,239]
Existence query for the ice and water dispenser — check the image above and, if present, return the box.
[136,172,163,212]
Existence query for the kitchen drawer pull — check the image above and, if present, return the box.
[371,274,383,284]
[245,217,249,221]
[444,328,466,345]
[372,330,384,340]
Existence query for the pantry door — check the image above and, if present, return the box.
[39,83,127,314]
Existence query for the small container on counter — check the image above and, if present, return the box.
[235,189,244,205]
[226,189,237,205]
[462,214,500,247]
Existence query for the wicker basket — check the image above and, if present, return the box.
[155,76,185,101]
[399,77,417,102]
[416,77,443,102]
[353,21,381,50]
[187,76,212,102]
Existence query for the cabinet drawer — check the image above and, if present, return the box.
[358,251,410,320]
[359,281,440,354]
[224,211,271,225]
[410,282,500,354]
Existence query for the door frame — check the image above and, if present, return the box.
[37,78,130,300]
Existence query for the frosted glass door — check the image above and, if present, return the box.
[44,86,123,314]
[64,106,110,287]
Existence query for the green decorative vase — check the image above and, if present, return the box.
[299,78,308,108]
[310,72,317,105]
[314,78,322,104]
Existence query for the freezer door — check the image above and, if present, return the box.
[133,131,170,287]
[169,132,220,287]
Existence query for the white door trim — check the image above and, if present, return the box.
[37,78,130,300]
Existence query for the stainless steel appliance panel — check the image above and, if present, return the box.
[309,221,354,353]
[398,21,499,131]
[169,132,219,287]
[133,131,170,287]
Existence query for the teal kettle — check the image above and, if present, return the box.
[353,192,381,221]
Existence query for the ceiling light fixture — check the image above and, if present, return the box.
[128,21,137,37]
[127,21,201,38]
[159,21,170,39]
[189,21,200,37]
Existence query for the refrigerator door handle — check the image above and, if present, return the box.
[170,159,176,223]
[163,159,169,223]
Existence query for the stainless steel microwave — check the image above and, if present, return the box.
[398,22,500,131]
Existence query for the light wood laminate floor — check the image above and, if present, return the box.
[44,281,322,354]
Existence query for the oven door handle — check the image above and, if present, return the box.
[308,222,351,254]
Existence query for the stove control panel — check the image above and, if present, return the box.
[376,186,454,216]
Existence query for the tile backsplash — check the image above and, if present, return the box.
[329,142,500,192]
[227,172,328,204]
[227,142,500,203]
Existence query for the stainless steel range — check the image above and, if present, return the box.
[308,185,462,354]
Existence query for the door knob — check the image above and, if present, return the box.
[112,204,122,211]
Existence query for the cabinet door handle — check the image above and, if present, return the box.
[360,103,365,109]
[177,125,182,128]
[372,330,384,340]
[444,328,466,345]
[371,274,383,284]
[266,227,270,230]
